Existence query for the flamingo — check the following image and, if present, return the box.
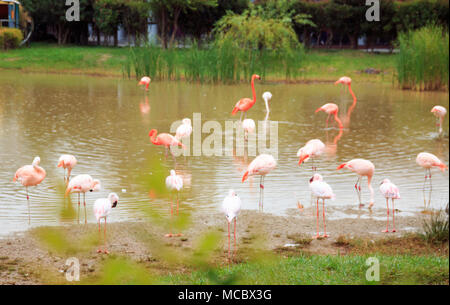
[222,189,241,262]
[231,74,261,121]
[262,91,272,115]
[138,76,151,91]
[242,154,277,211]
[57,154,77,183]
[93,193,119,254]
[309,173,335,238]
[315,103,343,130]
[13,156,46,224]
[335,76,356,104]
[165,169,183,238]
[379,179,400,233]
[416,152,448,209]
[65,174,101,224]
[242,119,255,141]
[297,139,325,171]
[431,106,447,135]
[175,118,193,140]
[149,129,186,158]
[337,159,375,208]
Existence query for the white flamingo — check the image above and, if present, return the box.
[65,174,101,224]
[379,179,400,233]
[93,193,119,254]
[222,189,241,261]
[165,169,183,237]
[309,173,335,239]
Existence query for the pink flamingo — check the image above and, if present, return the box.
[175,118,193,140]
[165,169,183,238]
[65,174,101,224]
[416,152,448,209]
[138,76,151,91]
[231,74,261,121]
[297,139,325,171]
[309,173,335,238]
[149,129,186,158]
[335,76,357,128]
[57,154,77,183]
[379,179,400,233]
[315,103,343,130]
[242,154,277,211]
[93,193,119,254]
[242,119,256,141]
[431,106,447,135]
[337,159,375,208]
[13,156,46,224]
[222,189,241,262]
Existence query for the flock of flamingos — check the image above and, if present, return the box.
[12,75,448,257]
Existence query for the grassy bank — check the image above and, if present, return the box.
[0,43,397,83]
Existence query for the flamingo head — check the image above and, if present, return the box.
[90,179,101,192]
[32,156,41,166]
[149,129,157,138]
[108,192,119,208]
[228,189,236,197]
[309,173,323,183]
[380,178,391,185]
[335,76,351,86]
[336,163,347,170]
[262,91,272,102]
[170,169,176,176]
[252,74,261,81]
[182,118,192,126]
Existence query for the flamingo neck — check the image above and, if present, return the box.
[251,77,256,104]
[348,84,357,106]
[150,131,159,145]
[264,98,270,113]
[334,112,343,129]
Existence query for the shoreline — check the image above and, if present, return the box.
[0,208,445,284]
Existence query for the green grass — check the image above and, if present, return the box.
[162,254,449,285]
[1,43,398,83]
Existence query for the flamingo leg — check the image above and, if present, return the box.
[261,176,265,212]
[313,199,320,239]
[422,170,428,209]
[391,199,396,233]
[382,198,389,233]
[326,114,330,129]
[63,168,66,183]
[227,221,231,263]
[83,193,87,224]
[428,169,433,209]
[26,187,30,225]
[97,221,102,253]
[239,112,243,123]
[176,192,179,216]
[355,177,363,207]
[259,176,263,212]
[233,218,237,259]
[104,218,108,254]
[312,158,316,172]
[322,199,329,238]
[165,195,174,238]
[77,193,80,224]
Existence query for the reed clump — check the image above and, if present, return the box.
[396,25,449,91]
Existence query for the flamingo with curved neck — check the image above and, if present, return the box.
[335,76,357,128]
[315,103,343,130]
[149,129,186,158]
[231,74,261,121]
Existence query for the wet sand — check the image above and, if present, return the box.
[0,207,432,284]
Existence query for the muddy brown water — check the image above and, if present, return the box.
[0,71,448,237]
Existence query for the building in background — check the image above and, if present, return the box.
[0,0,20,28]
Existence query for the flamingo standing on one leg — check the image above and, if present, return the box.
[222,189,241,262]
[13,156,46,224]
[149,129,186,159]
[93,193,119,254]
[337,159,375,209]
[309,173,335,239]
[165,169,183,238]
[138,76,151,91]
[315,103,343,130]
[242,119,255,141]
[65,174,101,224]
[175,118,193,140]
[431,106,447,136]
[231,74,261,121]
[297,139,325,171]
[57,154,77,184]
[379,179,400,233]
[242,154,277,212]
[416,152,448,210]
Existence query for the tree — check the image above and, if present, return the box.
[149,0,217,48]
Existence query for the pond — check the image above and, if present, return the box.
[0,70,448,237]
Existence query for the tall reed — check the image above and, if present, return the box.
[124,42,305,84]
[396,25,449,91]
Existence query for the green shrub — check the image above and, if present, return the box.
[421,210,449,244]
[396,25,449,91]
[0,28,24,50]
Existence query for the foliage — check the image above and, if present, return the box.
[421,210,449,244]
[0,28,24,50]
[396,25,449,91]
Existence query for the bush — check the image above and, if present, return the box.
[421,210,449,244]
[0,28,24,50]
[396,25,449,91]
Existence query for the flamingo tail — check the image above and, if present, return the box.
[336,163,346,170]
[231,107,239,115]
[242,171,249,182]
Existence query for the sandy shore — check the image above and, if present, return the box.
[0,206,433,284]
